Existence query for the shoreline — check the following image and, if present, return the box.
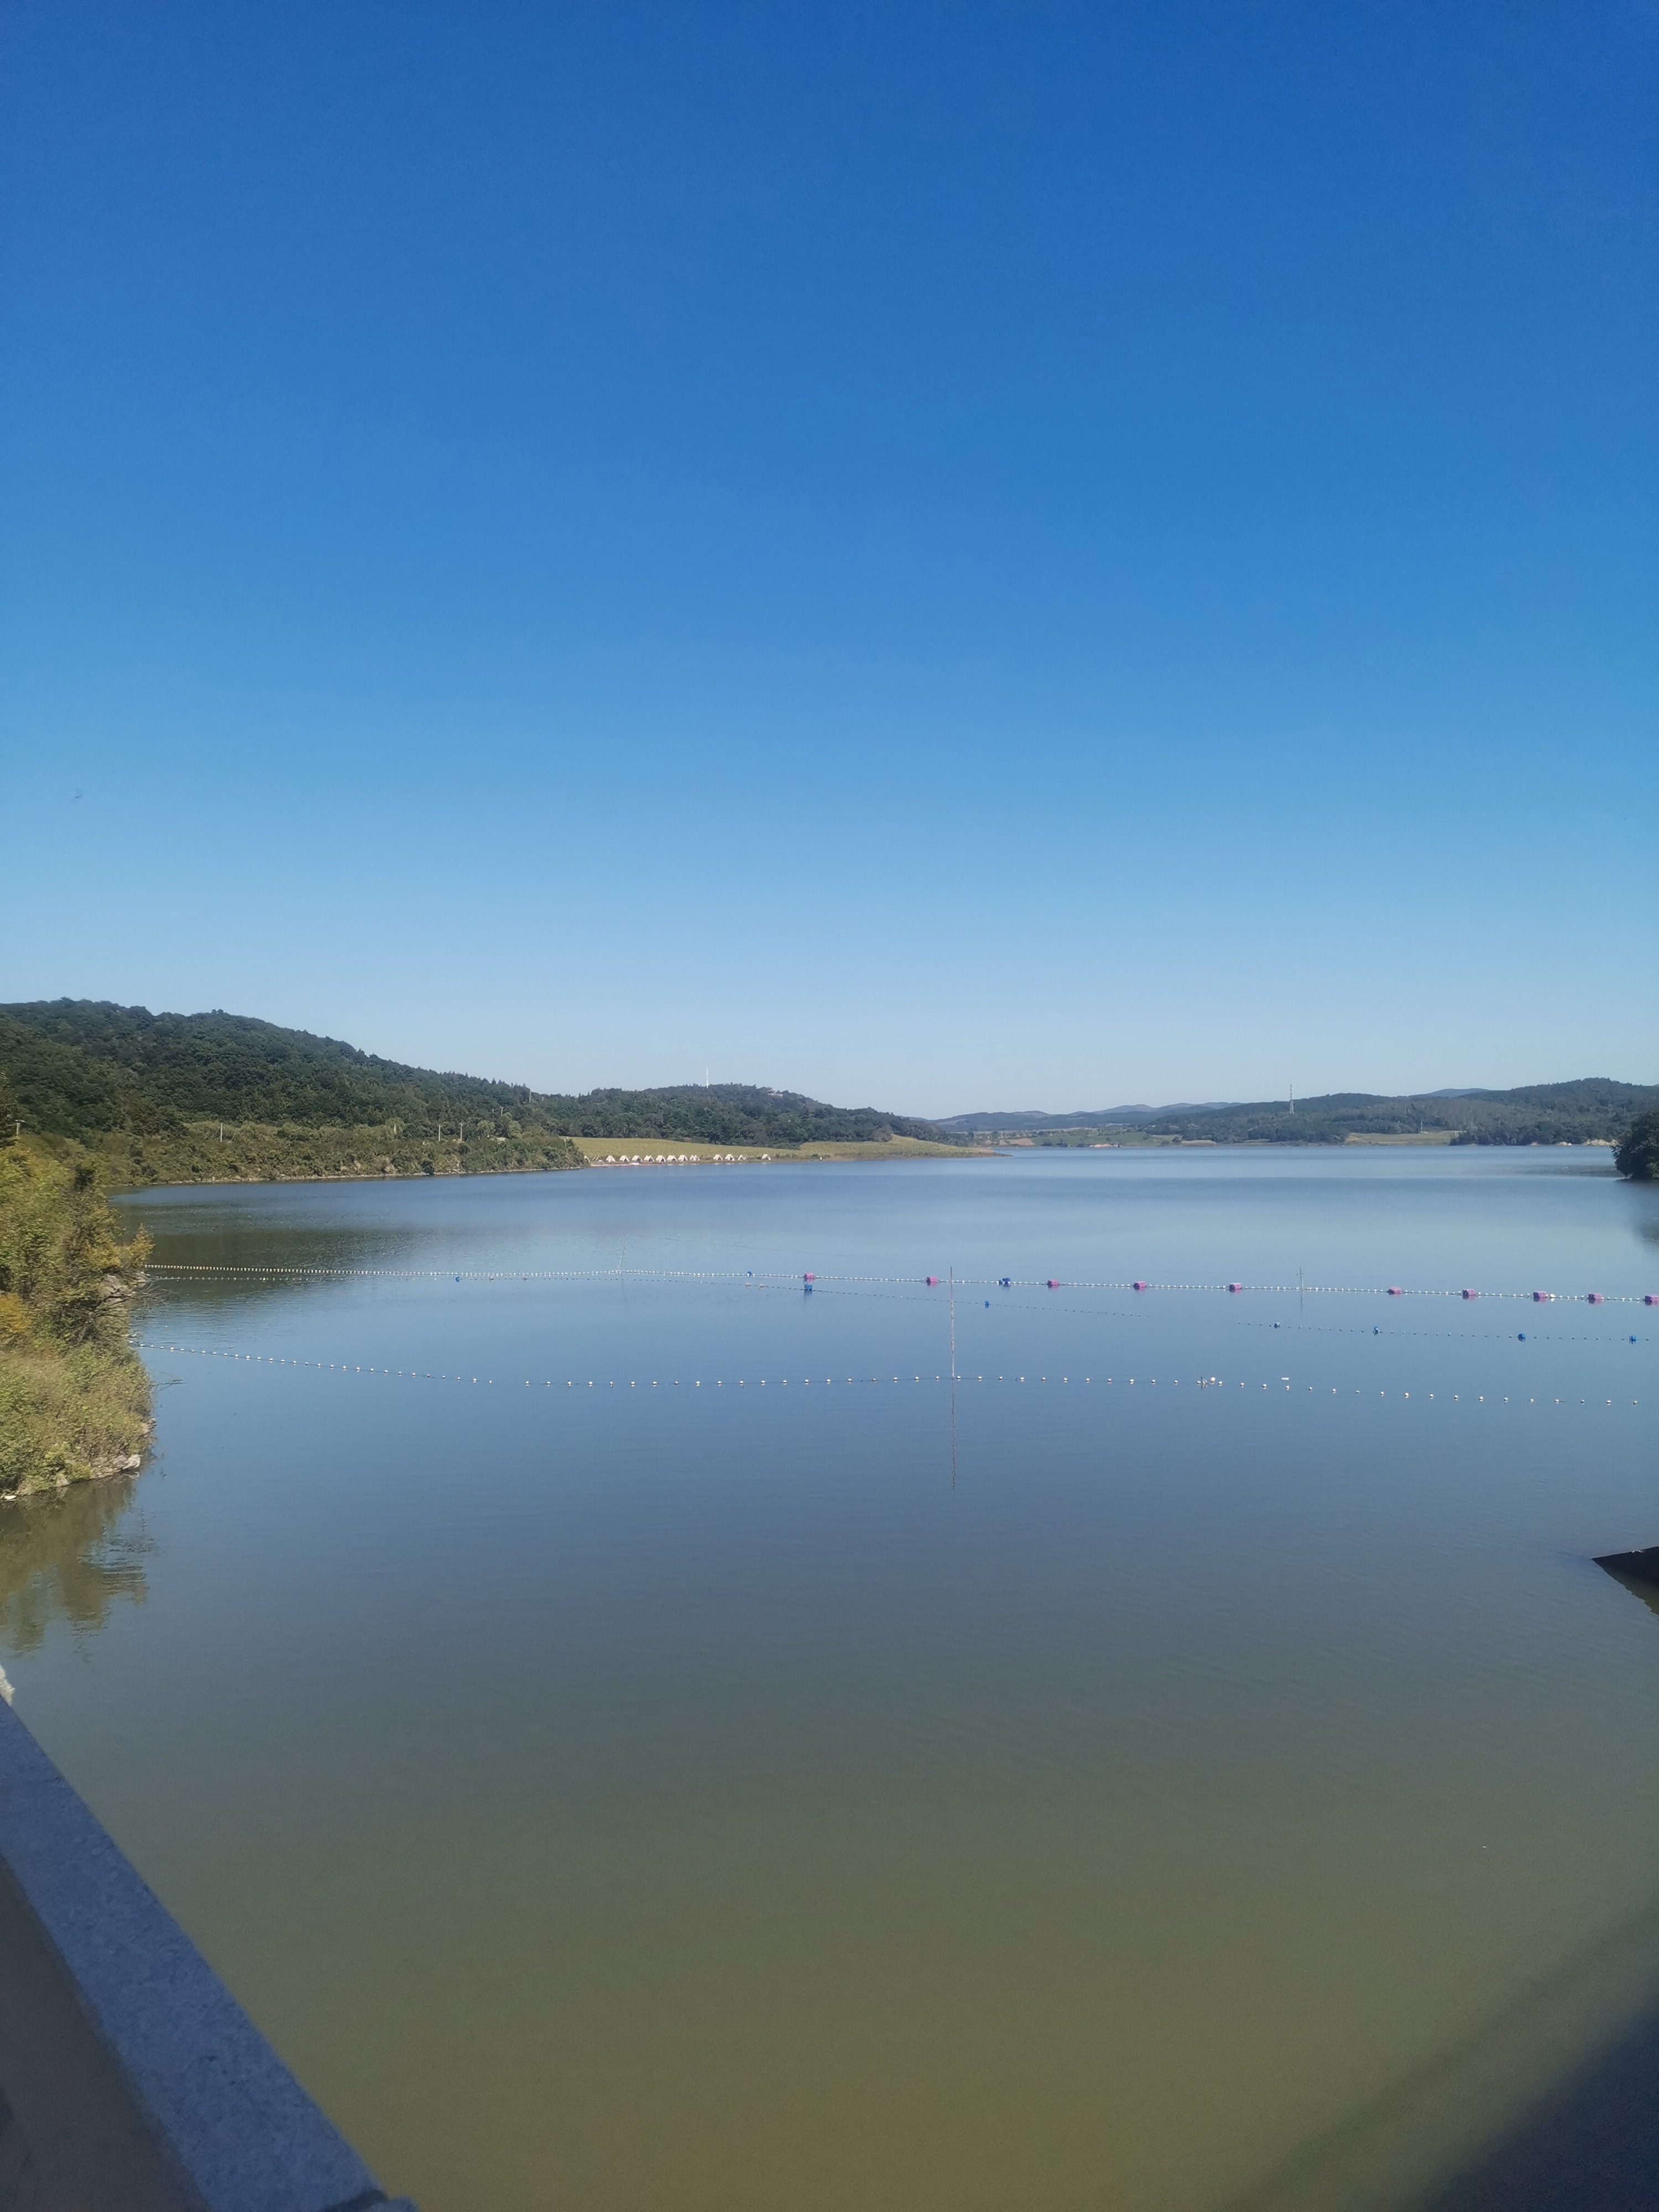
[90,1128,982,1192]
[566,1134,975,1166]
[0,1144,154,1501]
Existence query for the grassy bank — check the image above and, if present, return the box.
[1341,1130,1459,1145]
[0,1143,153,1499]
[24,1117,968,1196]
[567,1134,975,1164]
[85,1119,585,1188]
[30,1119,966,1192]
[992,1129,1196,1148]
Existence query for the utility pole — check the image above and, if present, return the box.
[1289,1084,1294,1117]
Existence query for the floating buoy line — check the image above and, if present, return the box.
[133,1342,1645,1410]
[770,1281,1650,1347]
[142,1263,1657,1305]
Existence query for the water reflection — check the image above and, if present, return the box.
[0,1477,150,1656]
[61,1157,1659,2212]
[115,1180,477,1284]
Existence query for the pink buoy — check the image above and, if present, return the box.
[1587,1292,1604,1304]
[1046,1278,1060,1289]
[803,1272,815,1282]
[926,1275,937,1286]
[1227,1282,1243,1293]
[1462,1288,1478,1300]
[1387,1286,1403,1297]
[1646,1294,1658,1306]
[1532,1290,1551,1302]
[1132,1280,1148,1292]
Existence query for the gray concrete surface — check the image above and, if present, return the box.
[0,1698,413,2212]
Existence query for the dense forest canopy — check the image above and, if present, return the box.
[0,1001,959,1151]
[1616,1110,1659,1182]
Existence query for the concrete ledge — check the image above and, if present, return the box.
[0,1697,412,2212]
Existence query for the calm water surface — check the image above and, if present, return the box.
[4,1149,1658,2211]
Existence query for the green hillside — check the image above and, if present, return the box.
[1132,1080,1657,1147]
[947,1083,1659,1149]
[0,1001,959,1186]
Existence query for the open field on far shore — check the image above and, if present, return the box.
[1342,1130,1458,1144]
[995,1129,1620,1151]
[567,1134,977,1165]
[988,1130,1194,1148]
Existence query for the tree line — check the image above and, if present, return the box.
[0,1002,960,1154]
[1135,1079,1659,1148]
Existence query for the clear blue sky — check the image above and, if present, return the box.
[4,2,1654,1114]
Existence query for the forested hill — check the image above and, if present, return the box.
[0,1001,957,1152]
[945,1082,1651,1148]
[1134,1081,1657,1146]
[945,1081,1658,1146]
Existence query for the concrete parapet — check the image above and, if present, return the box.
[0,1697,412,2211]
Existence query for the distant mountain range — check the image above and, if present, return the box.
[940,1080,1659,1147]
[936,1104,1237,1131]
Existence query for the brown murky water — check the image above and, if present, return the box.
[3,1149,1657,2210]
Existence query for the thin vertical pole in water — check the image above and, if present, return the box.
[948,1266,958,1489]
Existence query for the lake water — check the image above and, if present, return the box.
[4,1148,1658,2211]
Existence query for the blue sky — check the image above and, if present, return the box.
[4,1,1654,1114]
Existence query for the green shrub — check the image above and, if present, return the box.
[0,1142,152,1497]
[0,1342,151,1494]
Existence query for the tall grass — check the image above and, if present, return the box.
[0,1142,152,1498]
